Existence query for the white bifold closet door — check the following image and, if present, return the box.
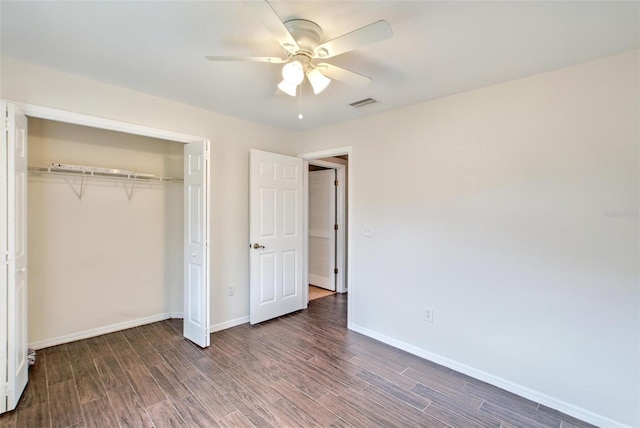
[183,141,210,348]
[1,102,29,413]
[308,169,336,291]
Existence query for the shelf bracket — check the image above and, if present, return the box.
[124,175,137,201]
[64,175,85,200]
[28,165,184,201]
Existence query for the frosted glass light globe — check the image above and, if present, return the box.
[282,61,304,85]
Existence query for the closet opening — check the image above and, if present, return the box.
[2,101,210,413]
[27,118,186,348]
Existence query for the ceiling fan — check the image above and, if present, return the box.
[205,0,393,97]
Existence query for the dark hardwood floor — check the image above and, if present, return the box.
[0,293,597,427]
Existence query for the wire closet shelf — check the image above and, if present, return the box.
[28,163,183,200]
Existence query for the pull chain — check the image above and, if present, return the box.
[298,81,304,120]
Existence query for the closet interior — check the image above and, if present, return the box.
[27,118,184,348]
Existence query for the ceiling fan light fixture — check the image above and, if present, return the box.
[278,80,297,97]
[316,47,329,58]
[281,60,304,85]
[307,68,331,94]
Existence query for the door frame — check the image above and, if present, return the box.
[298,147,352,324]
[6,101,211,344]
[307,160,346,294]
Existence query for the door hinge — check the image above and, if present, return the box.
[334,268,339,274]
[334,224,338,230]
[334,180,339,186]
[1,252,10,265]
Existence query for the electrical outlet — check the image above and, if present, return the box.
[424,306,434,323]
[228,285,235,297]
[363,224,373,237]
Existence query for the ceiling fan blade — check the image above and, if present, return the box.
[316,63,371,87]
[314,20,393,59]
[243,0,299,53]
[205,56,289,63]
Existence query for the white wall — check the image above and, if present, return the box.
[297,51,640,427]
[2,51,638,427]
[27,119,183,345]
[0,57,296,336]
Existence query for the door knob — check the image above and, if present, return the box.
[18,268,26,273]
[252,243,265,249]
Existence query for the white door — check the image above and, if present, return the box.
[1,102,29,412]
[183,141,210,347]
[0,102,7,413]
[249,150,304,324]
[0,102,8,414]
[308,169,336,291]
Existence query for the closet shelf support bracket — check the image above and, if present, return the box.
[124,175,137,201]
[28,164,184,201]
[64,175,85,200]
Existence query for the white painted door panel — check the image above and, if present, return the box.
[183,142,210,347]
[250,150,304,324]
[1,102,29,412]
[0,102,8,414]
[308,170,336,291]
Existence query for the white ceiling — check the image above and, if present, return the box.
[1,1,638,132]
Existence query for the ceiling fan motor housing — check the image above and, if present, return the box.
[284,19,323,55]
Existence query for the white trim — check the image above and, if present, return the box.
[307,159,347,294]
[210,316,249,333]
[306,159,345,169]
[334,165,347,293]
[308,273,330,289]
[302,166,310,306]
[298,146,352,323]
[5,100,212,348]
[29,313,171,350]
[350,322,633,428]
[8,101,202,144]
[175,313,249,334]
[298,147,352,160]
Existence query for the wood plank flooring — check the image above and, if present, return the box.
[0,293,597,428]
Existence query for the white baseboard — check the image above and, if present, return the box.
[156,313,249,334]
[309,274,331,290]
[29,312,171,350]
[210,316,249,333]
[349,323,631,428]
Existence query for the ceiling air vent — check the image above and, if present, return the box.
[349,97,378,108]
